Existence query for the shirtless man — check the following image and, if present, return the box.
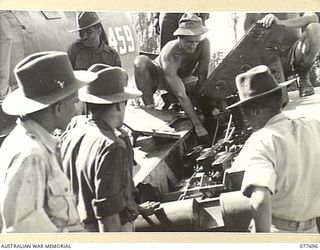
[134,13,210,144]
[244,13,320,97]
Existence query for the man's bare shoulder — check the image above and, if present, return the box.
[159,40,180,58]
[199,37,210,50]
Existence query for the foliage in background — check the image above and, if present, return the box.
[210,51,226,72]
[129,13,161,107]
[133,12,159,54]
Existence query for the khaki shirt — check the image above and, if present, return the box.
[0,119,82,233]
[60,116,138,229]
[67,40,121,70]
[232,113,320,221]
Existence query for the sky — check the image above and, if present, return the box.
[204,12,246,54]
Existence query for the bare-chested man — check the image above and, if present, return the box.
[134,13,210,144]
[244,12,320,97]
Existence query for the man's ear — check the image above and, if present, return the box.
[115,103,121,111]
[52,101,62,116]
[97,26,102,36]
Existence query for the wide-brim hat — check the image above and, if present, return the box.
[227,65,296,109]
[79,64,142,104]
[2,51,97,116]
[173,13,209,36]
[69,11,106,32]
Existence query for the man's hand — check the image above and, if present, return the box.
[258,14,279,28]
[138,201,161,217]
[195,125,210,146]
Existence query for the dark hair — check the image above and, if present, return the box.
[80,23,109,46]
[241,89,282,113]
[93,23,109,45]
[85,102,112,115]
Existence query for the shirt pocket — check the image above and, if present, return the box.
[74,53,89,70]
[46,175,70,222]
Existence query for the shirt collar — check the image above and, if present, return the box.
[87,115,115,131]
[87,115,127,137]
[265,112,290,127]
[17,118,59,153]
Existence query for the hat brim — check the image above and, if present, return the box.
[69,17,107,33]
[226,78,296,109]
[173,26,209,36]
[2,71,97,116]
[78,87,142,104]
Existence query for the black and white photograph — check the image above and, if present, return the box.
[1,0,320,243]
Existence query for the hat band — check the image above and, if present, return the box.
[86,85,124,97]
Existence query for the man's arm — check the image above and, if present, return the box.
[1,156,58,232]
[98,213,122,232]
[250,186,272,232]
[93,144,128,232]
[196,38,210,91]
[259,12,319,29]
[162,57,209,143]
